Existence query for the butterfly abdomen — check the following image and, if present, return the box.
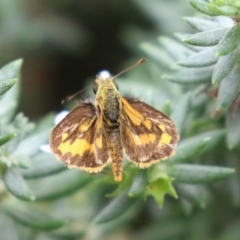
[104,126,123,182]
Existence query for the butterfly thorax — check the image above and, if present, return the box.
[95,78,121,124]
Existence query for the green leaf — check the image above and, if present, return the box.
[177,184,207,208]
[146,175,177,207]
[10,113,34,140]
[212,47,238,83]
[0,210,19,240]
[216,25,240,56]
[4,203,66,231]
[162,66,213,83]
[230,0,240,7]
[31,170,91,201]
[219,219,240,240]
[189,84,211,109]
[226,108,240,149]
[184,17,223,32]
[0,157,9,169]
[132,219,186,240]
[189,0,220,16]
[208,3,238,16]
[0,133,16,146]
[0,78,17,96]
[13,155,31,169]
[216,64,240,110]
[49,226,85,240]
[119,78,168,108]
[2,168,35,201]
[128,170,147,198]
[20,153,65,179]
[168,136,211,164]
[166,164,235,184]
[171,93,190,134]
[183,28,229,46]
[0,59,23,79]
[140,42,175,69]
[0,82,19,124]
[167,129,225,165]
[0,60,22,122]
[178,46,218,67]
[158,37,192,60]
[93,190,138,224]
[13,127,50,156]
[161,100,171,116]
[188,130,226,153]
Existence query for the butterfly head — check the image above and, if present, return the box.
[93,58,145,96]
[93,70,119,96]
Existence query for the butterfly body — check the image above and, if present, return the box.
[95,78,123,181]
[50,67,179,182]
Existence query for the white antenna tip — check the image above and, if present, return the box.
[98,70,111,79]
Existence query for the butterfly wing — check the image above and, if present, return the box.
[50,101,110,173]
[121,97,179,168]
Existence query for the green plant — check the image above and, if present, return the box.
[0,0,240,239]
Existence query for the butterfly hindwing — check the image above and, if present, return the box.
[50,101,109,173]
[121,97,178,168]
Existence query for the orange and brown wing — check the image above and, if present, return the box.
[121,97,179,168]
[50,101,109,173]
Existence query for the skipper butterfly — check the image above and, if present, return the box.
[50,59,179,182]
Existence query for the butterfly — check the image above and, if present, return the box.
[50,59,179,182]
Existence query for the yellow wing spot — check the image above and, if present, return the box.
[144,119,152,130]
[132,133,142,145]
[95,136,102,148]
[78,123,89,131]
[62,133,68,140]
[160,132,172,145]
[139,134,149,145]
[58,133,92,156]
[122,98,144,126]
[148,133,156,143]
[158,124,166,132]
[127,112,142,126]
[132,133,156,145]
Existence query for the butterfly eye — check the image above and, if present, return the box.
[93,83,98,94]
[113,80,119,90]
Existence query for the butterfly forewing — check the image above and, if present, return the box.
[121,97,178,168]
[50,101,109,172]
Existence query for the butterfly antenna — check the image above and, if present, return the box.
[113,58,146,79]
[61,84,92,104]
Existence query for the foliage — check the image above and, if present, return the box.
[0,0,240,240]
